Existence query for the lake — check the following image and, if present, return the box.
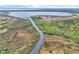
[9,12,72,18]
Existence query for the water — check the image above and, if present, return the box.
[9,12,72,18]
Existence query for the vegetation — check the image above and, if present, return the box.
[33,18,79,44]
[0,20,8,34]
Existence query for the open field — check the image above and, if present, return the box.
[0,15,39,54]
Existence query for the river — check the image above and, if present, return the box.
[9,11,72,54]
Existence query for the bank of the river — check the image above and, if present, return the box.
[40,35,79,54]
[0,15,39,54]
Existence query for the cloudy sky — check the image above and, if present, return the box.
[0,0,79,5]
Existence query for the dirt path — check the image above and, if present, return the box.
[40,35,79,54]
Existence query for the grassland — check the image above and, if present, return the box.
[33,17,79,44]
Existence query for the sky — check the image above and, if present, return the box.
[0,0,79,5]
[0,5,79,9]
[0,0,78,8]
